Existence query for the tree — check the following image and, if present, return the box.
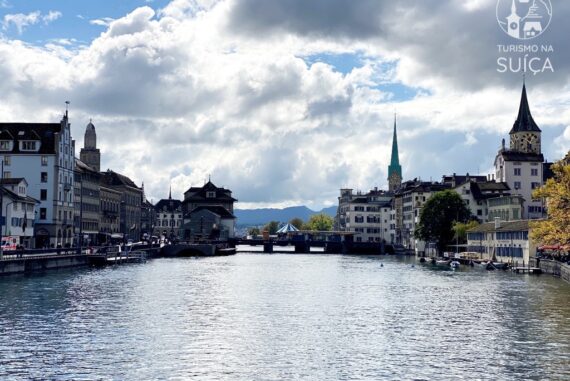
[530,161,570,246]
[289,217,304,230]
[453,220,480,244]
[305,213,333,231]
[248,227,260,237]
[263,221,280,235]
[414,190,472,254]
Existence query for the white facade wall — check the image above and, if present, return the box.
[496,158,543,219]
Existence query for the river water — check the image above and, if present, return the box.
[1,253,569,380]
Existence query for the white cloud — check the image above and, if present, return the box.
[89,17,115,27]
[2,10,61,34]
[0,1,568,208]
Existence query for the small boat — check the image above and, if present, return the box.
[435,259,451,266]
[450,261,460,269]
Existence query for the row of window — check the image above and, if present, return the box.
[9,217,34,228]
[0,140,40,152]
[513,168,539,176]
[496,247,524,258]
[157,220,181,227]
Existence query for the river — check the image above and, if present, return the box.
[1,253,569,380]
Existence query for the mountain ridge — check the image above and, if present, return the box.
[235,205,337,226]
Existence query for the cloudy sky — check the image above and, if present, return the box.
[0,0,569,209]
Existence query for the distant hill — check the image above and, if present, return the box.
[235,205,337,226]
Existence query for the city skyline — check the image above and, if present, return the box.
[0,0,569,209]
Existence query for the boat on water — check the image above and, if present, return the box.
[476,260,509,270]
[450,260,461,269]
[435,259,451,266]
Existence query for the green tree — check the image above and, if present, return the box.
[530,161,570,246]
[248,227,260,237]
[305,213,333,231]
[289,218,304,230]
[263,221,280,235]
[414,190,472,254]
[453,220,480,244]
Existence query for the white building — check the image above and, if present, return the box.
[0,178,39,248]
[494,83,545,220]
[336,188,393,243]
[0,111,76,247]
[467,219,537,266]
[453,180,511,222]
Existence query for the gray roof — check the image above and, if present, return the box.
[468,219,531,233]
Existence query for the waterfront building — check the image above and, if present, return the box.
[387,114,402,192]
[181,180,237,240]
[0,111,76,247]
[336,188,393,243]
[394,179,449,252]
[154,187,182,240]
[140,191,155,241]
[441,173,487,188]
[494,83,545,219]
[0,178,38,248]
[452,180,511,222]
[99,185,121,241]
[100,170,142,241]
[74,159,101,246]
[467,219,536,265]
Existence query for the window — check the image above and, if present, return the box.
[531,168,538,176]
[41,172,48,183]
[41,156,48,166]
[0,141,11,151]
[21,141,37,151]
[40,208,47,220]
[3,171,10,179]
[40,189,47,201]
[531,182,540,189]
[514,168,521,176]
[514,181,521,190]
[206,191,216,198]
[3,156,10,165]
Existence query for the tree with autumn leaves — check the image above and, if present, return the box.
[530,160,570,247]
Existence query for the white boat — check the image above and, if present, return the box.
[450,261,460,269]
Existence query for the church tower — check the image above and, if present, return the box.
[509,82,541,154]
[388,114,402,192]
[80,120,101,171]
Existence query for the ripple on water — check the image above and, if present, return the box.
[0,254,570,380]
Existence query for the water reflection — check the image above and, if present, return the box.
[1,254,569,380]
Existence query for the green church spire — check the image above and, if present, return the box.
[388,113,402,191]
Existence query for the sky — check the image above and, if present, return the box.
[0,0,569,210]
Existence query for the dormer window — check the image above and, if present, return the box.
[21,140,39,151]
[0,140,12,151]
[206,191,216,198]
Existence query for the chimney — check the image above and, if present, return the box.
[494,217,501,229]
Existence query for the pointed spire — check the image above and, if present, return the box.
[388,114,402,191]
[510,82,541,134]
[169,184,172,199]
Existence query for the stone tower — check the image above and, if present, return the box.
[509,83,541,154]
[80,120,101,171]
[388,114,402,191]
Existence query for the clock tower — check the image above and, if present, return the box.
[509,82,541,155]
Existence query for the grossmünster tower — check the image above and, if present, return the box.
[388,114,402,191]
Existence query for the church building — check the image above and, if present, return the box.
[494,83,545,219]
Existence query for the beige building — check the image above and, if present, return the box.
[74,159,101,246]
[99,185,121,240]
[467,219,537,266]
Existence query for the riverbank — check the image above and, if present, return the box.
[530,258,570,284]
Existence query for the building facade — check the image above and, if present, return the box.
[0,111,76,247]
[99,185,121,240]
[74,159,101,246]
[336,188,393,243]
[0,178,38,248]
[101,170,142,241]
[467,219,536,265]
[452,180,511,222]
[181,180,237,240]
[154,188,183,240]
